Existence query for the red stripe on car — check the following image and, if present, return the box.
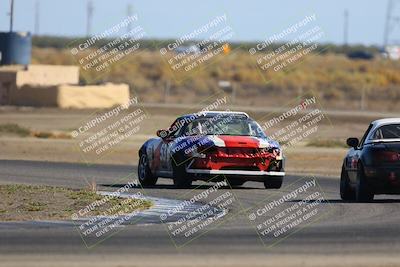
[217,136,260,148]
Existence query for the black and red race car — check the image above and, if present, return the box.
[341,118,400,202]
[138,111,285,188]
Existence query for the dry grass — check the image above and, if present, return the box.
[0,123,71,139]
[30,130,72,139]
[0,124,30,137]
[32,47,400,111]
[0,184,152,221]
[306,139,348,148]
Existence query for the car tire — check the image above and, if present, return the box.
[227,178,245,187]
[340,163,355,201]
[172,158,192,189]
[264,177,283,189]
[138,153,158,187]
[355,163,374,202]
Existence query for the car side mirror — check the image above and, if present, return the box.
[156,129,169,139]
[346,137,359,148]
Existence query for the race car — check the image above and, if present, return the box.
[138,111,285,188]
[341,118,400,202]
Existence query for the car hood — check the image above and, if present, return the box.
[174,135,280,150]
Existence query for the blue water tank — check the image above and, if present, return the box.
[0,32,32,65]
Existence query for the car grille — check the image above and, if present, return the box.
[217,147,267,158]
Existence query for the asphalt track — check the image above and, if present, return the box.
[1,160,400,266]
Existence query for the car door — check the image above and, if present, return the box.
[159,136,174,175]
[148,137,174,177]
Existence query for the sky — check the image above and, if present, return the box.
[0,0,397,46]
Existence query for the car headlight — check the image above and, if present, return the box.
[274,148,283,160]
[191,150,207,158]
[187,145,207,158]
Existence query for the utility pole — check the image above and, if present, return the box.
[384,0,393,47]
[343,9,349,49]
[298,86,303,98]
[383,0,400,47]
[127,4,133,34]
[361,87,366,110]
[34,0,40,35]
[164,80,170,103]
[9,0,14,32]
[86,0,94,37]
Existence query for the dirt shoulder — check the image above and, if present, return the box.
[0,184,152,221]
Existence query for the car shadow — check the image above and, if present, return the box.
[98,184,400,202]
[98,183,262,190]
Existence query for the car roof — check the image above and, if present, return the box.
[371,118,400,127]
[178,111,249,120]
[365,118,400,142]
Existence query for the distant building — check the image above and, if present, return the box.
[174,45,201,54]
[384,45,400,60]
[0,65,130,108]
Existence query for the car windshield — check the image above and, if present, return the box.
[182,116,267,138]
[372,124,400,140]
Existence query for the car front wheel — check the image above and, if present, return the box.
[138,153,158,187]
[226,178,245,187]
[264,176,283,189]
[172,159,192,189]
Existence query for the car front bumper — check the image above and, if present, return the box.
[186,168,285,176]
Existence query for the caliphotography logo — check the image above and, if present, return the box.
[70,94,150,165]
[71,175,148,248]
[156,13,239,82]
[68,14,147,82]
[246,177,333,248]
[257,91,332,151]
[156,175,244,248]
[249,14,327,84]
